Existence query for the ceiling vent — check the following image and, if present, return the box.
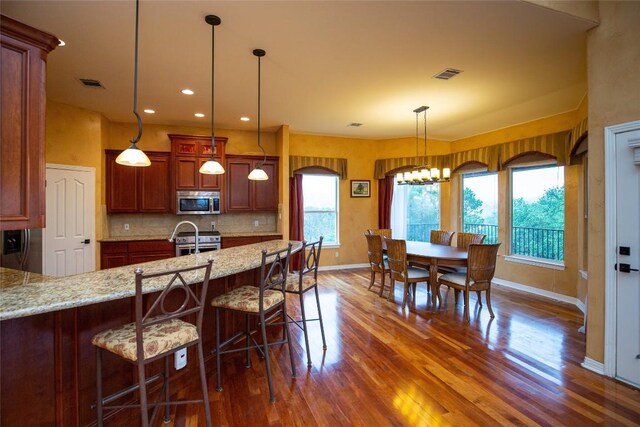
[433,68,463,80]
[78,78,105,89]
[348,122,363,127]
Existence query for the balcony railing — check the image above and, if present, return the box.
[511,226,564,261]
[407,223,440,242]
[462,223,499,244]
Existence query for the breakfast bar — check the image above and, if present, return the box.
[0,240,301,426]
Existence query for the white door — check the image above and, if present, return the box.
[614,128,640,387]
[44,164,96,276]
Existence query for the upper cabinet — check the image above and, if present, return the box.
[0,15,58,230]
[169,134,227,192]
[105,150,171,213]
[225,155,279,212]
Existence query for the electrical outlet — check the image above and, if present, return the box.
[174,348,187,370]
[124,224,129,231]
[210,221,216,230]
[335,251,339,258]
[254,220,259,227]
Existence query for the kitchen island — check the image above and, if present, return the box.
[0,240,301,426]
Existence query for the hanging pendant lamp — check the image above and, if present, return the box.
[248,49,268,181]
[116,0,150,167]
[199,15,225,175]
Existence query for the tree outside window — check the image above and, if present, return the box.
[510,165,565,261]
[391,182,440,242]
[303,174,339,244]
[462,172,498,243]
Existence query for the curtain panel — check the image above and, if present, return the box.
[289,156,347,179]
[289,175,304,270]
[378,175,394,229]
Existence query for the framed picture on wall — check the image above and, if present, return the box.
[350,180,370,197]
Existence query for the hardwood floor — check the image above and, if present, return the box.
[154,268,639,426]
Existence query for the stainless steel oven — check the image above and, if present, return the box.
[174,231,221,256]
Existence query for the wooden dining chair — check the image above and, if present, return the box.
[365,233,391,297]
[457,232,486,250]
[385,237,430,309]
[430,230,455,245]
[366,228,392,238]
[436,243,501,322]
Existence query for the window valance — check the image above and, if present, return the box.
[289,156,347,179]
[374,130,572,178]
[568,117,588,164]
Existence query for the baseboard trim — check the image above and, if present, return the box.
[319,263,369,271]
[492,278,579,307]
[581,357,605,375]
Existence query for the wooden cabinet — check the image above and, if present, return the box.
[106,150,171,213]
[221,234,282,249]
[169,134,227,191]
[0,15,58,230]
[100,240,175,269]
[225,155,279,212]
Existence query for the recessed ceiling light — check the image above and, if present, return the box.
[240,117,250,122]
[181,89,195,95]
[143,109,155,114]
[58,39,66,47]
[194,113,205,118]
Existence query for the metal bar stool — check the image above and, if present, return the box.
[211,243,296,403]
[92,259,213,427]
[282,237,326,367]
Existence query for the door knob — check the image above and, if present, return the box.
[82,239,91,244]
[615,263,639,273]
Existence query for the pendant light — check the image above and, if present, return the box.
[199,15,225,175]
[396,106,451,185]
[248,49,269,181]
[115,0,151,167]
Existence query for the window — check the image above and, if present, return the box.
[462,172,498,243]
[303,174,339,245]
[391,182,440,242]
[510,165,564,262]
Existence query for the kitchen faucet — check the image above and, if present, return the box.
[168,221,200,254]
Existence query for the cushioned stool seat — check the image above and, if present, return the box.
[210,285,284,312]
[92,318,198,362]
[282,272,316,292]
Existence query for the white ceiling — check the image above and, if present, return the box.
[1,1,594,141]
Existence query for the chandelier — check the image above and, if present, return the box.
[396,106,450,185]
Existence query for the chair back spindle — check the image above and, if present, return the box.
[457,232,486,250]
[430,230,455,245]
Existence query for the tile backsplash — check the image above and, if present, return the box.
[108,212,278,237]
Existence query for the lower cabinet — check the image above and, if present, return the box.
[221,235,282,249]
[100,240,175,269]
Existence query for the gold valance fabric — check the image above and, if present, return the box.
[568,117,588,163]
[290,156,347,179]
[497,131,570,168]
[374,130,572,178]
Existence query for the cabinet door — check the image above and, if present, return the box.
[106,151,139,213]
[253,159,279,211]
[129,252,175,264]
[225,159,252,211]
[140,153,170,212]
[222,236,262,248]
[0,20,56,230]
[100,253,128,269]
[199,157,223,190]
[175,157,198,190]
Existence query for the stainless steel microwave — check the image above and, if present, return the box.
[176,191,220,215]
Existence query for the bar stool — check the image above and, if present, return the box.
[211,243,296,403]
[282,237,326,367]
[92,259,213,427]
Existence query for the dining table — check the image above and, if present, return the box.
[404,241,468,309]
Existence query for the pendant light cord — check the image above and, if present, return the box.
[257,53,266,166]
[415,111,419,161]
[423,108,427,162]
[131,0,142,145]
[210,19,216,153]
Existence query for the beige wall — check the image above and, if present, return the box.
[45,101,106,268]
[585,1,640,363]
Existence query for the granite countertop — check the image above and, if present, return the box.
[0,240,301,321]
[100,232,282,242]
